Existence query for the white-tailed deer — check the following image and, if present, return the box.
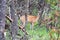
[20,13,40,29]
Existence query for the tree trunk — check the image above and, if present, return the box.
[38,0,45,26]
[0,0,6,40]
[10,0,18,40]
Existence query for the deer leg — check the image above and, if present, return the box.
[23,22,25,27]
[30,23,34,30]
[30,23,32,29]
[20,21,23,25]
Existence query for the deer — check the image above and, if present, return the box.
[20,12,40,29]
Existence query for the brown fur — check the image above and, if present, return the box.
[20,15,39,23]
[20,14,39,29]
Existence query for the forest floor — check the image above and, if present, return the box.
[5,22,60,40]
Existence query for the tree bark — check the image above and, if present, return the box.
[0,0,6,40]
[38,0,45,26]
[10,0,18,40]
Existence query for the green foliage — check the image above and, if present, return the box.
[5,21,60,40]
[46,0,58,10]
[5,30,12,40]
[32,8,38,16]
[5,0,60,40]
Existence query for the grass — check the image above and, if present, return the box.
[25,24,50,40]
[4,7,59,40]
[5,16,60,39]
[5,21,60,40]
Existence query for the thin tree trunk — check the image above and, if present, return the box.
[38,0,45,26]
[10,0,18,40]
[0,0,6,40]
[20,0,29,40]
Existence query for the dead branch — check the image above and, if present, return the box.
[5,15,13,22]
[19,25,28,35]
